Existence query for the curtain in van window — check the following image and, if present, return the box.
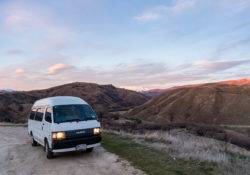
[35,108,44,121]
[29,108,36,120]
[45,107,52,123]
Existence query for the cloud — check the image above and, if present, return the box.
[218,0,250,13]
[215,37,250,56]
[5,49,24,55]
[57,59,249,88]
[2,1,72,52]
[48,63,72,75]
[133,5,168,22]
[134,0,196,22]
[133,0,250,23]
[185,59,250,74]
[0,58,249,91]
[3,2,50,31]
[14,68,25,76]
[114,63,166,76]
[171,0,196,14]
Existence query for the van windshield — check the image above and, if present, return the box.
[53,104,97,123]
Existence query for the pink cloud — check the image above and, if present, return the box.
[47,63,72,75]
[14,68,25,76]
[133,0,196,22]
[0,59,249,91]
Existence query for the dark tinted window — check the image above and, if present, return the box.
[29,108,36,120]
[45,107,52,123]
[35,108,44,121]
[53,104,97,123]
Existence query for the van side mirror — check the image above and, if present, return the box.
[98,112,103,123]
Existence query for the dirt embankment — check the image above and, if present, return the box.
[0,126,144,175]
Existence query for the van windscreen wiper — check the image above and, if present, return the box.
[83,117,95,121]
[62,119,82,123]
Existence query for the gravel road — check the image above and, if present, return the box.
[0,126,144,175]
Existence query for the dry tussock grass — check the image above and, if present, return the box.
[108,129,250,175]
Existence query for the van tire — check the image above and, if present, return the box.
[45,140,53,159]
[32,138,38,146]
[31,133,37,146]
[86,148,93,153]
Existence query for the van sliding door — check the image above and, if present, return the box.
[42,107,52,147]
[35,108,45,144]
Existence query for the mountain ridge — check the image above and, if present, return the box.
[141,78,250,97]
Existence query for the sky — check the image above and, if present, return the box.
[1,0,250,91]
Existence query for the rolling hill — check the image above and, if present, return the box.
[0,82,149,123]
[125,79,250,125]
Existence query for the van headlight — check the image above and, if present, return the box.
[93,128,101,135]
[52,132,66,140]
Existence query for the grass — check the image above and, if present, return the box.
[102,132,220,175]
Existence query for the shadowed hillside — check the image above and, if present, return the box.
[0,82,149,123]
[125,79,250,125]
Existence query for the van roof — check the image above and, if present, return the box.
[33,96,88,107]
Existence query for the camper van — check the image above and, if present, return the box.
[28,96,101,159]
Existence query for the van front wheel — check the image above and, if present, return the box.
[86,148,93,153]
[45,140,53,159]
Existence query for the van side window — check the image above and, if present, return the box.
[45,107,52,123]
[35,108,44,121]
[29,108,36,120]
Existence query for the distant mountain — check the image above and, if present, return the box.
[141,84,204,98]
[141,89,167,98]
[0,88,15,93]
[0,82,149,123]
[125,78,250,125]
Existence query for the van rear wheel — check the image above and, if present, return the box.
[31,133,37,146]
[45,140,53,159]
[32,138,38,146]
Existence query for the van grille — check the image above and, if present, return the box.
[52,128,101,150]
[65,128,94,139]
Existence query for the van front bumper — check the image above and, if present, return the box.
[52,143,101,153]
[52,135,101,152]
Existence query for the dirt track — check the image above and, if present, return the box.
[0,126,144,175]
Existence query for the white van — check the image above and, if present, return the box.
[28,96,101,159]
